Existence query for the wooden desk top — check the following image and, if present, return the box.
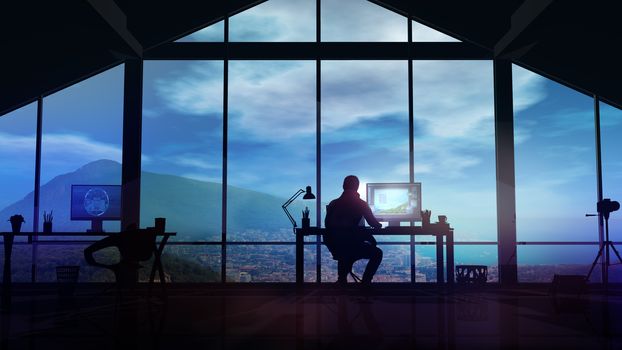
[296,224,452,236]
[0,231,176,237]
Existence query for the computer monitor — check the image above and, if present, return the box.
[71,185,121,232]
[366,182,422,225]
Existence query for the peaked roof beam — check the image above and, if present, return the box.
[493,0,553,58]
[88,0,143,57]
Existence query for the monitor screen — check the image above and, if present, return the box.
[366,183,422,223]
[71,185,121,221]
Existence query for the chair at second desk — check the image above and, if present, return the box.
[84,227,157,287]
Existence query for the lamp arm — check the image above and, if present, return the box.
[282,189,304,229]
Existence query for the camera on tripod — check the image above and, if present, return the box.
[587,198,621,285]
[597,198,620,219]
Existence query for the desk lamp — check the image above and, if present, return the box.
[282,186,315,233]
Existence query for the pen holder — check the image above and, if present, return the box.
[301,218,310,229]
[43,222,52,233]
[421,210,431,226]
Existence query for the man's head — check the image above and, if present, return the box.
[343,175,360,191]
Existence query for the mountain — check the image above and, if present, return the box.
[0,159,309,240]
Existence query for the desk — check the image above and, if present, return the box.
[295,223,454,285]
[1,231,176,309]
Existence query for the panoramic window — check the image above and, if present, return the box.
[412,60,497,281]
[412,20,460,42]
[321,60,409,282]
[0,103,37,282]
[321,0,407,42]
[0,103,37,235]
[41,66,124,233]
[176,20,224,42]
[599,102,622,281]
[142,61,224,282]
[513,65,598,281]
[37,65,124,281]
[226,60,316,282]
[229,0,315,42]
[413,61,496,242]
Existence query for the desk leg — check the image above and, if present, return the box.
[296,233,303,286]
[150,235,170,285]
[447,230,454,285]
[436,234,444,285]
[2,233,14,311]
[410,235,416,285]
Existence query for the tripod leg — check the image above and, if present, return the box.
[587,244,606,281]
[609,242,622,265]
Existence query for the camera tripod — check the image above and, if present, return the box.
[586,204,622,285]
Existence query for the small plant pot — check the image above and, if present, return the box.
[10,221,22,233]
[43,222,52,233]
[301,218,310,229]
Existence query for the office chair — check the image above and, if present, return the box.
[84,227,157,287]
[322,230,363,284]
[81,227,165,340]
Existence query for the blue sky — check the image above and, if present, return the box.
[1,0,622,249]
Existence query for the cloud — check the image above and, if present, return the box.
[412,22,460,42]
[230,0,315,42]
[512,65,547,111]
[180,21,224,42]
[41,133,122,162]
[0,132,36,153]
[322,0,407,41]
[0,132,123,163]
[154,61,224,116]
[184,0,460,43]
[173,155,222,170]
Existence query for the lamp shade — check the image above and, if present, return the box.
[303,186,315,200]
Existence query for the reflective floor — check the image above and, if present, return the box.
[1,284,621,349]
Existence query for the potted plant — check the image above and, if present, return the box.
[9,214,25,233]
[43,210,53,233]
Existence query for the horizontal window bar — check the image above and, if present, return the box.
[144,42,492,60]
[10,241,612,246]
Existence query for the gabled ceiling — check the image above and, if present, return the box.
[0,0,263,116]
[373,0,622,109]
[1,0,621,116]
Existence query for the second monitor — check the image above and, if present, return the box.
[366,182,421,225]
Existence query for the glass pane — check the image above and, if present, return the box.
[0,103,37,240]
[230,0,315,42]
[413,61,496,242]
[321,245,338,282]
[176,21,224,42]
[513,65,597,242]
[517,245,603,282]
[226,245,295,282]
[41,65,124,233]
[372,244,410,282]
[142,61,224,242]
[304,244,318,282]
[321,60,409,225]
[322,0,407,42]
[228,61,316,242]
[160,245,221,282]
[600,102,622,242]
[414,245,439,283]
[412,20,460,42]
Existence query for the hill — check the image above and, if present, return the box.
[0,159,310,240]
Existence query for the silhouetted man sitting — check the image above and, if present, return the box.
[325,175,383,286]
